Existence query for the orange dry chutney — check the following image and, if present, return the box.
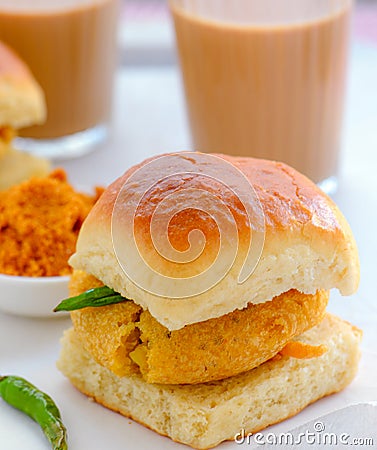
[0,169,103,277]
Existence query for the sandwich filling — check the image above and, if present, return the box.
[69,270,329,385]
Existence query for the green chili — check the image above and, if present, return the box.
[0,375,67,450]
[54,285,127,312]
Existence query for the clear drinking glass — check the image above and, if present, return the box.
[169,0,353,192]
[0,0,119,159]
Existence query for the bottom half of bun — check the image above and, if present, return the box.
[57,313,361,449]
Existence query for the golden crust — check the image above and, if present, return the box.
[70,153,359,330]
[75,152,355,243]
[69,271,142,377]
[70,271,329,384]
[0,41,46,128]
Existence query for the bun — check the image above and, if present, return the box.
[57,313,362,449]
[69,153,360,330]
[0,148,50,190]
[0,41,46,129]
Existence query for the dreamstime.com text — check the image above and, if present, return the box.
[234,421,374,446]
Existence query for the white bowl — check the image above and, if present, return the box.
[0,273,70,318]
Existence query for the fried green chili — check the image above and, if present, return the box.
[0,375,67,450]
[54,285,126,312]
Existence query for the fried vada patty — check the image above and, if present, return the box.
[69,270,329,385]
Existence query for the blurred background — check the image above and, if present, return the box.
[119,0,377,66]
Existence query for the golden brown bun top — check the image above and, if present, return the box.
[70,153,360,330]
[78,152,348,233]
[0,41,46,129]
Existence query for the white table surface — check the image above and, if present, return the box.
[1,41,377,449]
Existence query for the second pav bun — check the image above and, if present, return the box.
[0,40,50,189]
[70,153,360,331]
[0,40,46,129]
